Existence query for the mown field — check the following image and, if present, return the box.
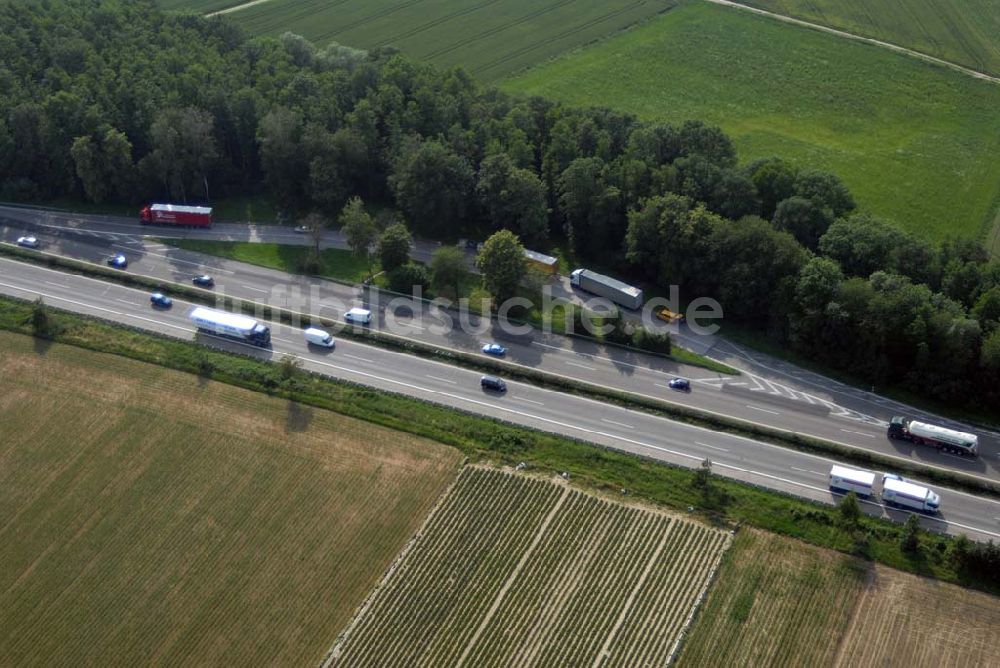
[739,0,1000,77]
[676,529,866,666]
[677,529,1000,667]
[163,0,679,81]
[503,1,1000,245]
[330,466,730,666]
[835,564,1000,667]
[0,332,462,665]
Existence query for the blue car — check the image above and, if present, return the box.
[668,377,691,392]
[150,292,173,308]
[482,343,507,357]
[107,253,127,269]
[192,275,214,288]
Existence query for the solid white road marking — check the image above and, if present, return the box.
[695,441,730,453]
[746,405,780,415]
[601,418,634,430]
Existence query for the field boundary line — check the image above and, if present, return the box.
[454,482,572,667]
[206,0,274,17]
[831,563,877,668]
[665,529,734,665]
[319,461,469,667]
[591,519,675,667]
[704,0,1000,85]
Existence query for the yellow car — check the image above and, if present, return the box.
[655,307,685,323]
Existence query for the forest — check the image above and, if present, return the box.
[1,0,998,412]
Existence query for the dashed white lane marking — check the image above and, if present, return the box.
[695,441,729,453]
[566,361,596,371]
[241,285,268,293]
[601,418,634,430]
[746,405,780,415]
[841,429,876,438]
[343,353,373,363]
[791,467,823,476]
[115,299,137,305]
[516,397,545,406]
[426,375,457,385]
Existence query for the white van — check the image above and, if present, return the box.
[304,326,335,348]
[828,465,876,498]
[345,307,372,325]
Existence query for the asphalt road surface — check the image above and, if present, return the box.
[3,205,998,486]
[2,255,1000,542]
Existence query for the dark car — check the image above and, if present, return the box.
[480,375,507,392]
[150,292,173,308]
[192,275,214,288]
[482,343,507,357]
[668,377,691,392]
[107,253,127,269]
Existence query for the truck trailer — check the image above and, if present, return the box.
[828,465,876,498]
[882,475,940,513]
[569,269,643,310]
[140,203,212,228]
[888,416,978,456]
[190,307,270,347]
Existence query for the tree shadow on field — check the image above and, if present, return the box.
[32,336,54,356]
[285,399,313,433]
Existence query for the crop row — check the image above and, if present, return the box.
[333,467,562,665]
[332,468,730,666]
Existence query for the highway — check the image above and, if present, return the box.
[2,205,998,486]
[2,255,1000,543]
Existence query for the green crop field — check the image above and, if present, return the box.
[676,529,867,666]
[504,1,1000,245]
[331,466,730,666]
[162,0,679,82]
[0,332,462,665]
[738,0,1000,77]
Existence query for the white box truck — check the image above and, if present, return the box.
[828,465,876,498]
[190,307,271,347]
[882,475,940,513]
[569,269,643,310]
[304,327,335,348]
[344,307,372,325]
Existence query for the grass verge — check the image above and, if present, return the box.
[1,296,997,595]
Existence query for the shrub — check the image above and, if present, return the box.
[387,263,429,295]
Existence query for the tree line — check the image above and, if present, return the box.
[1,0,998,411]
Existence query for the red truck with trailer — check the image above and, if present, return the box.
[139,203,212,228]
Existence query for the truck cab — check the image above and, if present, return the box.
[887,416,907,439]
